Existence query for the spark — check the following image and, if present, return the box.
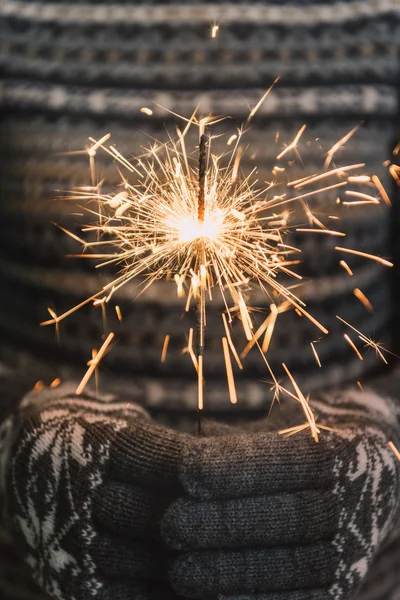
[141,107,153,116]
[222,337,238,404]
[187,328,198,371]
[89,133,111,154]
[50,378,61,389]
[115,305,123,321]
[247,78,279,124]
[344,334,363,361]
[276,124,306,160]
[262,303,278,353]
[324,123,361,169]
[222,313,243,369]
[295,228,345,237]
[353,288,373,312]
[33,380,45,392]
[92,348,99,394]
[290,181,348,202]
[388,441,400,462]
[46,306,60,342]
[240,301,290,359]
[335,247,393,267]
[238,292,253,341]
[279,422,337,438]
[390,163,400,185]
[76,332,114,395]
[310,342,322,367]
[372,175,391,206]
[161,334,170,363]
[337,316,391,365]
[279,422,311,438]
[357,381,364,391]
[231,145,243,182]
[342,190,379,205]
[282,363,319,442]
[211,24,220,38]
[54,223,87,246]
[340,260,353,276]
[347,175,370,183]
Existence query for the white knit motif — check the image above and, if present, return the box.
[3,389,147,600]
[329,427,400,598]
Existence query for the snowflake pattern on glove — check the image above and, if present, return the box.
[0,385,148,600]
[312,389,400,599]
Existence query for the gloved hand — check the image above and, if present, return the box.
[0,383,188,600]
[162,387,400,599]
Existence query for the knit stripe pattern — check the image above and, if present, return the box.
[0,0,399,416]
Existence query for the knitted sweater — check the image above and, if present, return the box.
[0,0,400,598]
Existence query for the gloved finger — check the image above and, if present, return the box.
[219,591,326,600]
[168,543,336,598]
[180,429,342,500]
[93,481,175,538]
[92,535,165,579]
[97,580,180,600]
[162,489,337,550]
[108,418,188,493]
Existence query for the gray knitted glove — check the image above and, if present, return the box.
[162,388,400,600]
[0,383,186,600]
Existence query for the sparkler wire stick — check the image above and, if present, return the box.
[197,133,208,433]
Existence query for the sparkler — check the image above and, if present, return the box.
[196,133,208,432]
[41,97,396,439]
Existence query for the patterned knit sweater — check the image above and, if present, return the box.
[0,0,400,598]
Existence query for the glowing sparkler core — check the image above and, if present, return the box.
[174,208,224,243]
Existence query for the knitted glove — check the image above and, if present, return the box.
[0,383,187,600]
[162,387,400,600]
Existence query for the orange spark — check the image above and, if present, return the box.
[372,175,391,206]
[388,441,400,462]
[76,332,114,395]
[33,380,45,392]
[340,260,353,276]
[222,337,238,404]
[262,303,278,353]
[353,288,373,312]
[282,363,319,442]
[344,334,363,361]
[335,247,393,267]
[296,228,345,237]
[276,124,306,160]
[161,334,170,364]
[222,313,243,369]
[324,124,361,169]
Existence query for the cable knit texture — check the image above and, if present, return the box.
[162,388,400,599]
